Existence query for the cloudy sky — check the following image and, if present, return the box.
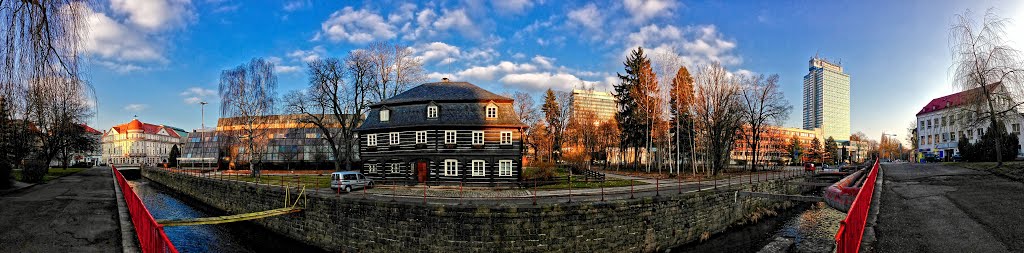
[82,0,1024,143]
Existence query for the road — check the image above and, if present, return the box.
[876,163,1024,253]
[0,167,121,252]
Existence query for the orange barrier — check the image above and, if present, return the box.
[834,159,879,253]
[112,166,178,253]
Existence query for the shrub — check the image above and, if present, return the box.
[522,161,555,181]
[958,124,1020,162]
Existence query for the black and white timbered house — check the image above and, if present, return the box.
[355,79,528,185]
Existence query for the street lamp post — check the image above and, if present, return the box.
[200,101,208,130]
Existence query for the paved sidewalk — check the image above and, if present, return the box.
[0,167,121,252]
[876,163,1024,252]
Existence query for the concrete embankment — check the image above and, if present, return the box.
[144,168,807,252]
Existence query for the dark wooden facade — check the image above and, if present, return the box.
[355,81,527,185]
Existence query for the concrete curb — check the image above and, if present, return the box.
[110,168,141,253]
[0,181,39,196]
[859,163,884,253]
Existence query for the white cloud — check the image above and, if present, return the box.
[413,42,462,65]
[433,9,477,37]
[266,56,301,74]
[319,7,396,43]
[492,0,534,15]
[124,104,148,112]
[429,59,616,93]
[464,47,500,63]
[81,5,166,64]
[283,0,308,11]
[110,0,194,31]
[180,87,216,104]
[625,24,741,68]
[511,53,527,59]
[568,3,603,30]
[287,46,326,63]
[623,0,677,23]
[532,55,555,69]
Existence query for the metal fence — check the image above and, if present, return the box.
[112,165,178,253]
[834,159,880,253]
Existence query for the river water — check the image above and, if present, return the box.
[128,179,326,253]
[673,202,844,253]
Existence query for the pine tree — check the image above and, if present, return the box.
[614,47,651,169]
[824,137,838,165]
[808,137,822,164]
[541,88,562,161]
[788,135,802,165]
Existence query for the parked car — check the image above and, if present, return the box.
[330,171,374,193]
[803,162,816,171]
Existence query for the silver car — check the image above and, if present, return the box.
[330,171,373,193]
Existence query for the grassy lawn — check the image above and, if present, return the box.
[11,167,87,183]
[525,168,649,190]
[220,174,333,189]
[949,161,1024,182]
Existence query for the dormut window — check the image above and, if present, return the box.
[486,103,498,119]
[500,131,512,145]
[499,160,513,176]
[390,163,400,174]
[367,134,378,147]
[380,108,390,122]
[445,131,457,144]
[427,104,438,119]
[471,160,485,176]
[416,131,427,144]
[472,131,484,145]
[444,159,459,176]
[390,132,400,145]
[366,163,377,173]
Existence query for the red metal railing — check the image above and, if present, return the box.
[112,166,179,253]
[834,159,879,253]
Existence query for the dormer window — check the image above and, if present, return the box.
[427,104,438,119]
[380,108,390,122]
[486,103,497,119]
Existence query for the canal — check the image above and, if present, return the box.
[673,202,844,253]
[129,178,326,253]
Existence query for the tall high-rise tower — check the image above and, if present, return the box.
[803,56,850,141]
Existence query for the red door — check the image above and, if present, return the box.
[417,161,427,183]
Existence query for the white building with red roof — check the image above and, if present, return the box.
[101,118,187,166]
[915,86,1024,160]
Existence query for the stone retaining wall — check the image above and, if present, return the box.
[144,169,803,252]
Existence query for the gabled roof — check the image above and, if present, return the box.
[80,124,101,135]
[916,83,999,116]
[104,119,184,138]
[372,81,513,107]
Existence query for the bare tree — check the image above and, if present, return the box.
[511,91,539,158]
[367,42,425,103]
[739,74,791,172]
[219,58,278,177]
[692,63,745,175]
[949,9,1024,166]
[2,1,89,184]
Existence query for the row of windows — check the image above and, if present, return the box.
[365,160,514,176]
[379,104,499,122]
[367,131,513,147]
[920,123,1023,145]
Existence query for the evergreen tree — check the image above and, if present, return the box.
[168,145,180,168]
[788,135,802,165]
[808,137,822,164]
[824,137,838,165]
[541,88,562,161]
[614,47,649,169]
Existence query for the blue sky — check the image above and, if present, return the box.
[82,0,1024,144]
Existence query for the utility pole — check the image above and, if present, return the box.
[200,101,208,130]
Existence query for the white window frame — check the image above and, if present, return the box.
[416,131,427,144]
[390,132,400,145]
[444,159,459,176]
[380,109,390,122]
[486,104,498,119]
[445,130,457,144]
[390,163,400,174]
[427,105,438,118]
[499,160,513,177]
[366,164,377,173]
[472,131,484,145]
[471,160,485,176]
[367,134,378,147]
[500,131,512,145]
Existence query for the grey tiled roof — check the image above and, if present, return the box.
[356,81,527,131]
[373,81,512,106]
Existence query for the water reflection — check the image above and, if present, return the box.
[129,179,326,253]
[673,202,843,253]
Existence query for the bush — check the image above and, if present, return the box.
[20,160,48,183]
[958,125,1020,162]
[522,161,555,181]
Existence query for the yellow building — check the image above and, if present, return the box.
[571,89,616,123]
[102,119,187,166]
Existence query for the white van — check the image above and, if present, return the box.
[330,171,373,192]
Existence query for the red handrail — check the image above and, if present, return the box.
[834,159,880,253]
[112,166,179,253]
